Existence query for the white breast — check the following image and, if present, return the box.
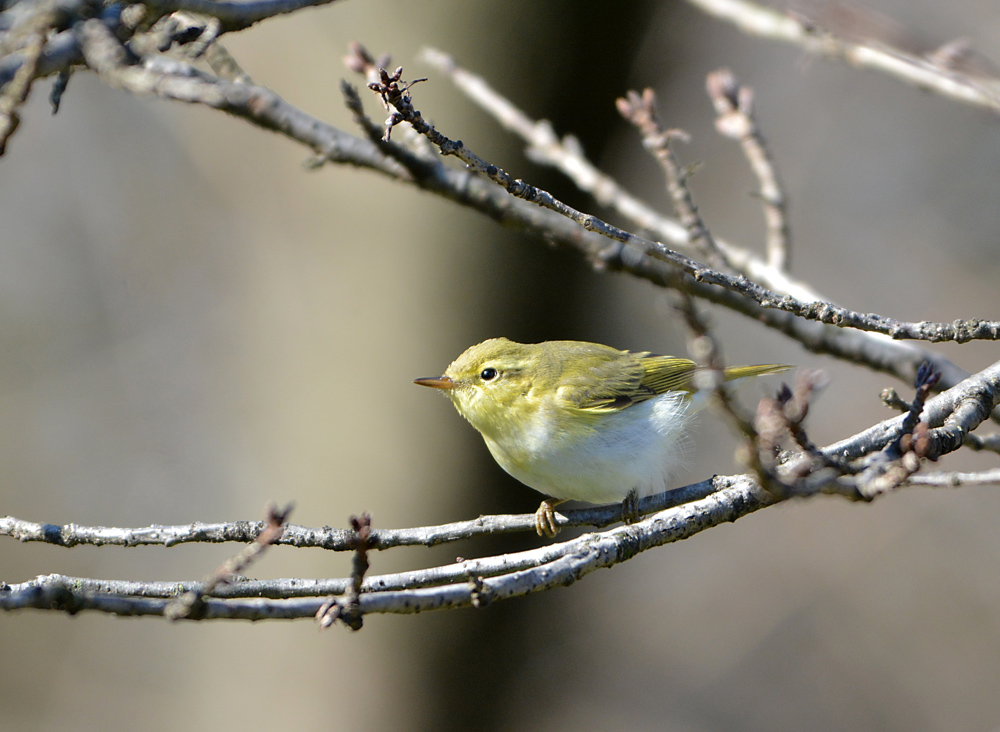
[485,391,694,504]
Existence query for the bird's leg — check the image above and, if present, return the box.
[621,488,641,525]
[534,498,566,538]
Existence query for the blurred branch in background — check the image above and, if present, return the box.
[2,0,1000,630]
[684,0,1000,113]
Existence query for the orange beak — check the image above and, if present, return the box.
[414,375,457,390]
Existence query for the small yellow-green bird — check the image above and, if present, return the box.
[415,338,789,537]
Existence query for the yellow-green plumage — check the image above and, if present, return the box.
[415,338,789,533]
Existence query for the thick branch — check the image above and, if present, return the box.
[823,358,1000,462]
[0,480,719,550]
[0,475,775,620]
[0,0,343,91]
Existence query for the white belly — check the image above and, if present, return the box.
[485,392,693,504]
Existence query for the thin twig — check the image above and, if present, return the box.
[8,18,993,433]
[754,370,841,492]
[684,0,1000,114]
[0,25,89,90]
[782,364,939,500]
[906,468,1000,487]
[706,68,790,271]
[142,0,344,33]
[671,291,787,499]
[165,503,292,620]
[419,47,805,298]
[824,359,1000,463]
[0,28,44,154]
[880,387,911,412]
[616,88,730,270]
[317,513,371,630]
[0,0,342,90]
[203,41,253,84]
[965,432,1000,454]
[8,24,1000,361]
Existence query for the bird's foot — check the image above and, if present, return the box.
[621,488,641,525]
[534,498,565,538]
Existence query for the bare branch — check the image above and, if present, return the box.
[366,65,1000,345]
[3,18,991,435]
[670,290,792,501]
[0,3,48,153]
[9,21,998,358]
[0,0,342,94]
[906,468,1000,487]
[0,25,87,89]
[0,480,719,550]
[165,503,292,620]
[762,364,934,501]
[706,68,790,271]
[317,513,371,630]
[7,11,997,420]
[419,47,802,297]
[0,475,777,621]
[616,88,730,270]
[684,0,1000,113]
[824,358,1000,463]
[141,0,343,33]
[881,387,912,412]
[202,41,253,84]
[965,432,1000,454]
[4,20,994,406]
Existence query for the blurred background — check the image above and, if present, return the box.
[3,0,1000,729]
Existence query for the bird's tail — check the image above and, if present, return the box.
[722,363,792,381]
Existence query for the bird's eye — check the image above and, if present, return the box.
[480,367,498,381]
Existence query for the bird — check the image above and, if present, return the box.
[415,337,789,537]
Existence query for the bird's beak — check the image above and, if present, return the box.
[414,375,457,390]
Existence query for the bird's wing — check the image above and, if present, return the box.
[558,352,698,413]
